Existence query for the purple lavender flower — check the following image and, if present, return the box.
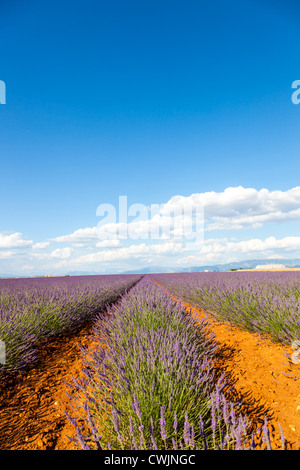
[160,405,167,440]
[129,415,135,437]
[173,411,178,435]
[150,416,154,437]
[132,394,142,420]
[112,406,120,433]
[151,435,158,450]
[278,422,286,449]
[262,417,272,450]
[211,403,217,434]
[183,413,190,446]
[76,427,92,450]
[139,424,145,448]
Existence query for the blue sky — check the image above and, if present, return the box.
[1,0,300,275]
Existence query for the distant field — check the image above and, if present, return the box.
[152,271,300,346]
[240,268,300,271]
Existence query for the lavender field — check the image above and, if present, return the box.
[0,274,141,372]
[67,275,278,450]
[0,272,289,450]
[153,271,300,347]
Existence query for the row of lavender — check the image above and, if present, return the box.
[152,271,300,346]
[0,274,141,372]
[66,276,280,450]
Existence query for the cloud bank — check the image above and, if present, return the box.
[1,186,300,274]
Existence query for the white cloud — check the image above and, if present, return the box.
[52,209,202,245]
[60,242,182,266]
[208,236,300,254]
[3,186,300,275]
[179,235,300,266]
[52,226,100,243]
[95,239,122,248]
[22,265,35,271]
[0,250,14,259]
[0,232,32,249]
[165,186,300,231]
[51,186,300,249]
[32,247,72,260]
[32,241,50,249]
[50,247,72,259]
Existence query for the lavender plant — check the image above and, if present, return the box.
[0,274,141,372]
[66,276,277,450]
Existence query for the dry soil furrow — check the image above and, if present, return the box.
[0,321,98,450]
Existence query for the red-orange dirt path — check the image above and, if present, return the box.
[151,277,300,450]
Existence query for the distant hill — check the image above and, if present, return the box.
[189,258,300,272]
[122,259,300,274]
[121,266,174,274]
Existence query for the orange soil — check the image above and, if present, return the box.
[0,322,98,450]
[1,279,300,450]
